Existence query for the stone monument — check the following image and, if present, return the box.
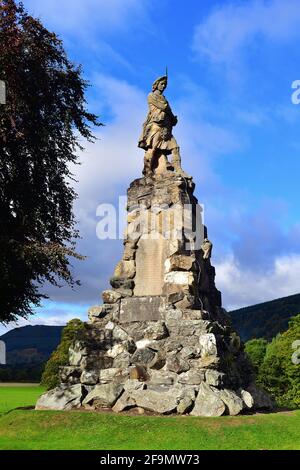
[36,75,272,416]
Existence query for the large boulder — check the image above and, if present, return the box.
[80,370,99,385]
[82,383,124,408]
[191,383,225,417]
[130,389,178,414]
[205,369,225,387]
[35,384,83,410]
[218,389,244,416]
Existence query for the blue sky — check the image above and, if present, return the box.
[2,0,300,334]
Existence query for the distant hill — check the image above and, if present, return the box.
[229,293,300,342]
[0,325,64,365]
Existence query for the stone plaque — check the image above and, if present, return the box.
[118,296,165,323]
[134,237,167,296]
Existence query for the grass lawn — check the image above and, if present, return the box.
[0,385,299,450]
[0,384,46,414]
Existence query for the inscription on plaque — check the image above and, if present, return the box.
[134,237,167,296]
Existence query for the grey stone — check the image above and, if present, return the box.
[218,389,244,416]
[113,352,131,369]
[106,343,127,358]
[110,278,134,291]
[59,366,81,384]
[240,389,254,409]
[131,348,156,366]
[191,383,226,417]
[88,304,120,323]
[149,370,178,385]
[124,379,146,392]
[182,310,208,320]
[123,240,137,261]
[167,292,185,305]
[164,309,183,322]
[205,369,225,387]
[173,295,195,309]
[80,370,99,385]
[99,368,129,384]
[130,389,178,414]
[178,370,204,385]
[166,320,210,337]
[88,305,106,322]
[177,396,194,414]
[102,289,122,304]
[172,383,197,400]
[112,391,136,413]
[181,346,201,360]
[113,260,135,280]
[80,353,113,371]
[164,270,195,288]
[165,254,195,272]
[118,297,164,323]
[197,355,220,369]
[112,325,129,341]
[35,384,83,410]
[114,287,133,298]
[144,322,168,340]
[83,383,124,408]
[199,333,218,356]
[166,352,189,374]
[69,341,87,366]
[165,338,183,353]
[148,350,166,370]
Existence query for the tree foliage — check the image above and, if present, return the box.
[259,315,300,408]
[244,338,268,376]
[40,318,85,390]
[0,0,101,322]
[245,315,300,408]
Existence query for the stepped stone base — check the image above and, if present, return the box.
[36,299,273,416]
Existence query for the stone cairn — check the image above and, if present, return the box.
[36,76,272,416]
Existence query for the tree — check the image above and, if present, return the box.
[259,315,300,408]
[40,318,85,390]
[244,338,268,377]
[0,0,101,323]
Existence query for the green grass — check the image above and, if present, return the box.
[0,385,299,450]
[0,385,46,414]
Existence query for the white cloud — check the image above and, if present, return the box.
[193,0,300,68]
[24,0,151,35]
[216,253,300,311]
[73,73,146,205]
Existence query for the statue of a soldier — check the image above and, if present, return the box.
[138,75,185,177]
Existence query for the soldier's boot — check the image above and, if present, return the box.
[172,148,189,177]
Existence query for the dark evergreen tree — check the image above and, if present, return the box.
[0,0,101,322]
[40,318,85,390]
